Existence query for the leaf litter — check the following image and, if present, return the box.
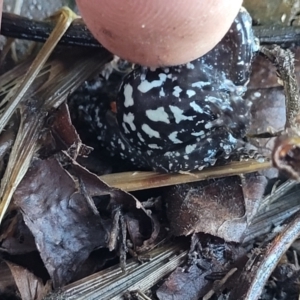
[1,3,300,300]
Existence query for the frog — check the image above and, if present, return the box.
[70,8,259,173]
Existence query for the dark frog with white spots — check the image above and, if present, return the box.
[74,8,258,173]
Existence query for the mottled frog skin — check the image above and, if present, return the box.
[71,8,258,173]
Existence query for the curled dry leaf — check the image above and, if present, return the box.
[165,173,267,242]
[50,103,92,159]
[12,155,161,287]
[69,161,161,253]
[6,261,51,300]
[13,158,109,288]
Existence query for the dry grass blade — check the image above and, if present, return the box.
[244,182,300,242]
[0,7,78,134]
[60,244,187,300]
[0,48,113,224]
[259,179,298,210]
[0,109,42,224]
[0,3,113,225]
[99,160,271,192]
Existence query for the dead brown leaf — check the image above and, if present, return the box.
[157,234,246,300]
[165,174,266,242]
[6,261,51,300]
[13,157,109,287]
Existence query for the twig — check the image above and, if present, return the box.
[229,210,300,300]
[203,268,238,300]
[10,0,24,62]
[1,12,101,48]
[254,25,300,45]
[259,46,300,132]
[3,12,300,49]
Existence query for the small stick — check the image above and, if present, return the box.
[1,12,101,48]
[259,45,300,132]
[203,268,238,300]
[229,210,300,300]
[3,12,300,49]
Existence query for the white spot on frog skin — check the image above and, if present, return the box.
[191,130,205,137]
[191,81,210,89]
[146,107,170,123]
[173,86,182,97]
[169,105,194,123]
[122,122,130,134]
[185,144,197,154]
[237,61,244,65]
[223,144,232,154]
[228,134,237,144]
[205,122,213,129]
[190,101,204,113]
[138,73,167,93]
[148,144,162,149]
[205,95,229,108]
[123,112,136,131]
[118,139,125,150]
[186,90,196,98]
[142,124,160,138]
[196,120,205,125]
[168,131,182,144]
[140,73,146,81]
[123,83,134,107]
[137,132,145,142]
[254,91,261,98]
[159,88,166,97]
[186,62,195,69]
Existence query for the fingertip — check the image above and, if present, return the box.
[77,0,242,67]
